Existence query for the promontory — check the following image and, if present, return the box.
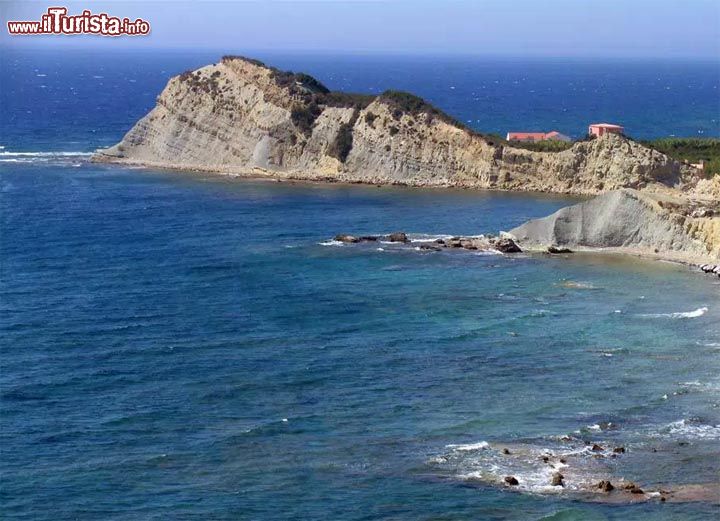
[93,56,719,265]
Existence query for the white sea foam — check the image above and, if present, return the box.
[559,281,597,290]
[0,151,92,157]
[662,419,720,440]
[639,307,708,319]
[437,440,606,494]
[0,151,93,164]
[409,234,454,243]
[446,441,490,452]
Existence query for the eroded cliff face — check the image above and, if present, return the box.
[94,56,695,196]
[509,189,720,262]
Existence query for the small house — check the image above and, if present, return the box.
[588,123,624,137]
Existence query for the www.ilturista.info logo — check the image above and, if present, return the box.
[7,7,150,36]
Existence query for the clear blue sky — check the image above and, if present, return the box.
[2,0,719,58]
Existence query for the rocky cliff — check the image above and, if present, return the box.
[93,56,696,196]
[510,185,720,263]
[94,56,718,264]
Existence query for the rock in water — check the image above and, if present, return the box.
[334,234,359,243]
[551,472,565,487]
[490,236,522,253]
[598,480,614,492]
[387,232,409,243]
[504,476,519,486]
[547,245,573,254]
[622,482,645,494]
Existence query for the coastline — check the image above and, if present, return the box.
[94,154,720,271]
[90,153,600,195]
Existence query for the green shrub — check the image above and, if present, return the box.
[221,55,267,67]
[323,92,375,110]
[291,102,322,135]
[364,112,377,127]
[328,110,360,163]
[640,138,720,176]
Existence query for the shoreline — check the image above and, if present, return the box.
[92,154,584,201]
[519,246,719,272]
[91,153,603,197]
[93,154,720,271]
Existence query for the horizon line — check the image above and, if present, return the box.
[3,44,720,63]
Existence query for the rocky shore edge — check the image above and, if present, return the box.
[431,439,719,504]
[333,232,522,253]
[91,54,719,270]
[331,228,720,279]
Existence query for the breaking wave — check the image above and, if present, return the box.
[0,151,93,164]
[639,307,708,319]
[657,419,720,440]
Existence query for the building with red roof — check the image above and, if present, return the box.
[588,123,624,137]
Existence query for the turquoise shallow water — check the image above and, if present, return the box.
[1,160,719,520]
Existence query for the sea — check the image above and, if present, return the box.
[1,48,719,520]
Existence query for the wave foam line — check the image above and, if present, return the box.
[0,151,93,157]
[639,307,708,319]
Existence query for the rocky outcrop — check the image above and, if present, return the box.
[330,232,522,254]
[433,438,720,504]
[509,189,720,264]
[93,55,716,265]
[93,56,696,196]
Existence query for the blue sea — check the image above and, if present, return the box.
[1,49,719,520]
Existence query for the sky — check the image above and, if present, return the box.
[2,0,719,59]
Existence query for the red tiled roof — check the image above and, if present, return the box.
[506,132,547,140]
